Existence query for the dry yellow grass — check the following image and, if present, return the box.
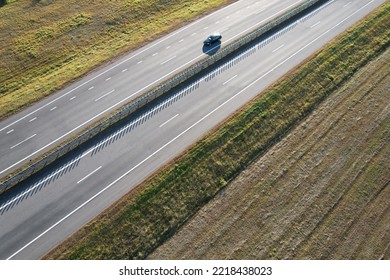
[0,0,235,119]
[43,3,389,260]
[150,48,390,260]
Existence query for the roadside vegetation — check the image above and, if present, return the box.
[151,47,390,260]
[0,0,236,120]
[45,2,389,259]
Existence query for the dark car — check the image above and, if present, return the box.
[203,33,222,46]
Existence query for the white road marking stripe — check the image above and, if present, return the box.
[122,69,128,72]
[223,75,238,85]
[0,0,245,134]
[7,0,376,258]
[152,53,158,56]
[69,96,76,101]
[106,77,111,81]
[344,1,352,7]
[50,106,57,111]
[77,166,102,184]
[159,114,179,127]
[179,39,184,42]
[1,146,97,211]
[272,44,285,53]
[166,46,171,49]
[6,129,14,134]
[310,21,321,28]
[94,89,115,102]
[29,117,37,123]
[137,60,143,64]
[0,0,309,175]
[88,86,94,91]
[256,8,266,14]
[161,56,177,65]
[10,134,36,150]
[191,33,197,36]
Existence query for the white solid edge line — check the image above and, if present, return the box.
[0,0,351,212]
[1,82,202,209]
[0,87,184,210]
[0,0,304,174]
[0,0,244,133]
[7,0,376,260]
[77,166,102,184]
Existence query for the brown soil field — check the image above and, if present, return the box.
[149,48,390,260]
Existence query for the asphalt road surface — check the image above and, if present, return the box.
[0,0,385,259]
[0,0,302,179]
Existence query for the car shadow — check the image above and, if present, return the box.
[202,41,221,55]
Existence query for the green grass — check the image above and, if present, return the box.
[0,0,236,120]
[44,3,390,260]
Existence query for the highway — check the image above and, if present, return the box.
[0,0,385,259]
[0,0,302,179]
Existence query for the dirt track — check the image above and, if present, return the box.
[149,48,390,260]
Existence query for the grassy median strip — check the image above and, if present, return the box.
[45,3,390,259]
[0,0,236,120]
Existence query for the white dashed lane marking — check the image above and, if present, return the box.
[77,166,102,184]
[161,56,177,65]
[223,75,238,85]
[159,114,179,128]
[95,89,115,102]
[10,134,37,150]
[272,44,285,53]
[311,21,321,28]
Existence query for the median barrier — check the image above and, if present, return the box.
[0,0,324,194]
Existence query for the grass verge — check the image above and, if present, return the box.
[150,47,390,260]
[44,2,389,259]
[0,0,236,120]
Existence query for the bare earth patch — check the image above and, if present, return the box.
[149,48,390,260]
